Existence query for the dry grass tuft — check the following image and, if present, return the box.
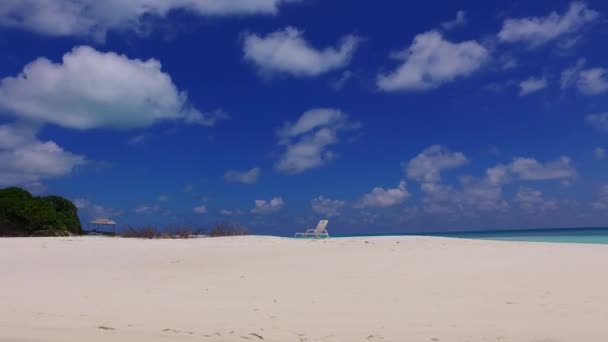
[121,225,159,239]
[207,222,249,237]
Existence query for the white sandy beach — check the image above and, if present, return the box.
[1,236,607,342]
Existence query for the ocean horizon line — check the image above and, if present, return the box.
[292,226,608,238]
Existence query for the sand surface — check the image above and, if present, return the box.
[1,236,607,342]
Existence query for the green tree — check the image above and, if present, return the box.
[0,187,82,236]
[44,195,82,234]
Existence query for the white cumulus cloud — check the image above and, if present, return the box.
[405,145,468,183]
[251,197,284,214]
[224,167,260,184]
[586,113,608,132]
[561,58,586,89]
[357,181,409,208]
[592,185,608,209]
[441,10,467,30]
[419,168,509,215]
[0,0,298,40]
[74,198,123,218]
[562,60,608,95]
[193,204,207,214]
[0,123,86,187]
[594,147,606,160]
[515,187,559,214]
[184,109,230,127]
[519,77,548,96]
[404,147,576,216]
[0,46,225,130]
[275,108,360,174]
[498,1,599,47]
[243,27,360,77]
[577,68,608,95]
[219,209,244,216]
[128,134,147,146]
[156,195,170,202]
[377,30,489,92]
[311,196,345,217]
[460,176,509,212]
[509,156,576,181]
[134,204,161,214]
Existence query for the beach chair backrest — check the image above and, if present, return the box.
[316,220,329,233]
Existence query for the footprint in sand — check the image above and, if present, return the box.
[203,332,221,338]
[162,328,193,335]
[240,333,264,340]
[98,326,115,331]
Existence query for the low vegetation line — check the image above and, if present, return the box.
[119,222,249,239]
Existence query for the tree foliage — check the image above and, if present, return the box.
[0,187,82,236]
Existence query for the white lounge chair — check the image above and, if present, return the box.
[295,220,330,239]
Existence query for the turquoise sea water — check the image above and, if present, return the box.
[334,228,608,244]
[433,228,608,244]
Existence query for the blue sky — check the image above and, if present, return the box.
[1,0,608,235]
